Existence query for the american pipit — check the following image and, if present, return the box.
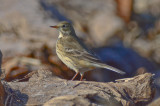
[50,21,125,81]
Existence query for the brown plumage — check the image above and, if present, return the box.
[50,21,125,81]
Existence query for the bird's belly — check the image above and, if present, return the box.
[57,51,94,72]
[56,48,78,72]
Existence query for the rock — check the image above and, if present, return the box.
[7,70,155,105]
[44,94,122,106]
[89,13,123,46]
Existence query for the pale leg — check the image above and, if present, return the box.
[71,72,79,81]
[80,73,84,81]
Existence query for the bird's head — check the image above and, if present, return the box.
[50,21,75,37]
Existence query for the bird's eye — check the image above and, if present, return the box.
[62,25,66,27]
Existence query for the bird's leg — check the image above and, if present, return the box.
[80,74,84,81]
[71,72,79,81]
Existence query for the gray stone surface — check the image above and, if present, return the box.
[7,70,154,106]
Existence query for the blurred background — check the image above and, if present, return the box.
[0,0,160,98]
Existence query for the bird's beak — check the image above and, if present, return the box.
[50,26,59,28]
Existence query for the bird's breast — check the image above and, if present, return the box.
[56,38,76,70]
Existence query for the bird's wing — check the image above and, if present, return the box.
[63,36,98,60]
[64,47,101,63]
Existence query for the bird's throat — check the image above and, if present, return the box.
[58,32,63,38]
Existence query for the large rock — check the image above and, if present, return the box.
[7,69,155,106]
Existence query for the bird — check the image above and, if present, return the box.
[50,21,125,81]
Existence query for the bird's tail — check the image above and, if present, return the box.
[94,63,126,75]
